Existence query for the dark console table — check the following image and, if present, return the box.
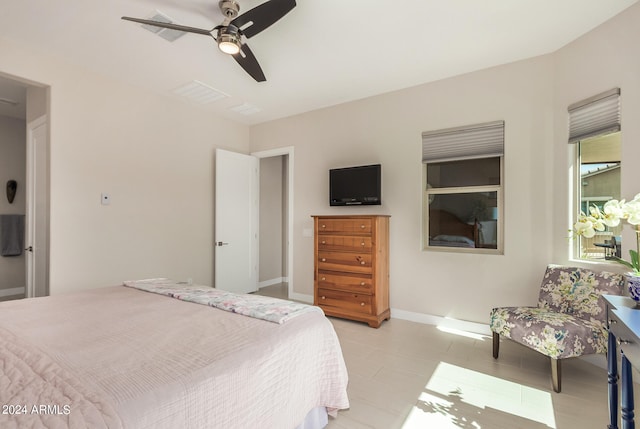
[604,295,640,429]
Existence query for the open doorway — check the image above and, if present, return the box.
[0,105,26,301]
[253,147,293,300]
[0,73,49,301]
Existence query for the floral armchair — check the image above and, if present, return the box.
[489,264,625,392]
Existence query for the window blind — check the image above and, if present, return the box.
[422,120,504,163]
[568,88,620,143]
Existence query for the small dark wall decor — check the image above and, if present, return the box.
[6,180,17,204]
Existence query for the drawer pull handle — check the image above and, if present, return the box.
[321,277,326,281]
[321,224,326,228]
[360,282,365,286]
[321,240,326,244]
[360,261,366,265]
[360,225,365,229]
[618,339,631,346]
[321,296,326,300]
[361,242,365,246]
[321,258,326,262]
[360,302,365,306]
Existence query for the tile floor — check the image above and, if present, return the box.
[256,283,638,429]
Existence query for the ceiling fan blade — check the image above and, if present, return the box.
[121,16,214,36]
[230,0,296,39]
[232,43,266,82]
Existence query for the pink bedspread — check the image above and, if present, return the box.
[0,286,349,428]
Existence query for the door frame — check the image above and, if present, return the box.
[251,146,294,299]
[25,114,49,298]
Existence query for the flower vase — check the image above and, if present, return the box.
[626,272,640,302]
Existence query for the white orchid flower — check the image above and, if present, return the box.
[591,216,606,232]
[574,216,596,238]
[602,199,624,227]
[574,194,640,274]
[625,201,640,225]
[589,205,602,219]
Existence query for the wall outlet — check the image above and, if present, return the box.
[101,193,110,205]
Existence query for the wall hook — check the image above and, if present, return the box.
[6,180,17,204]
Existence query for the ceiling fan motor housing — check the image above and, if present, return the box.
[219,1,240,19]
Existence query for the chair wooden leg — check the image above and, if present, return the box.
[551,358,561,393]
[492,332,499,359]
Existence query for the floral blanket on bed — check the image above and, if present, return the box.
[123,278,323,324]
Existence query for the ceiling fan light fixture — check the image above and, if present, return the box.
[122,0,298,82]
[217,26,241,55]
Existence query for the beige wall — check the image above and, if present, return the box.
[0,116,26,292]
[0,37,250,294]
[251,3,640,325]
[251,5,640,323]
[251,55,556,323]
[551,3,640,269]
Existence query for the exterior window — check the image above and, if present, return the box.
[422,121,504,252]
[576,132,622,259]
[567,88,621,261]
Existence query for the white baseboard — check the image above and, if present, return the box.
[258,277,289,289]
[579,353,607,369]
[390,308,492,335]
[290,292,313,304]
[0,287,25,298]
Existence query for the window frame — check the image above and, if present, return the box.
[567,88,621,263]
[422,157,504,254]
[571,134,622,262]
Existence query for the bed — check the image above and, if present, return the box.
[0,280,349,428]
[428,209,479,248]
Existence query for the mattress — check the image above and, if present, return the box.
[0,285,349,428]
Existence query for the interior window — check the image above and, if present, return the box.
[422,121,504,253]
[423,157,502,252]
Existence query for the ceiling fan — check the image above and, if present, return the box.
[122,0,296,82]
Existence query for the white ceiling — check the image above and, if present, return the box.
[0,0,637,125]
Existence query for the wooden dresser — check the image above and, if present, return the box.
[312,215,390,328]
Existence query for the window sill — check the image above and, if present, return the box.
[568,257,628,274]
[423,245,503,255]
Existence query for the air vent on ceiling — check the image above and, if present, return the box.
[141,11,187,42]
[229,103,262,116]
[173,81,229,104]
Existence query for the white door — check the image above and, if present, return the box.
[26,116,48,298]
[214,149,259,294]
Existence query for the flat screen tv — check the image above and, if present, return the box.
[329,164,381,206]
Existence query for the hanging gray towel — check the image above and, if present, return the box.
[0,214,25,257]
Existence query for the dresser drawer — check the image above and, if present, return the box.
[317,218,372,235]
[317,288,373,314]
[610,310,640,367]
[318,251,372,274]
[318,235,373,252]
[317,272,373,293]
